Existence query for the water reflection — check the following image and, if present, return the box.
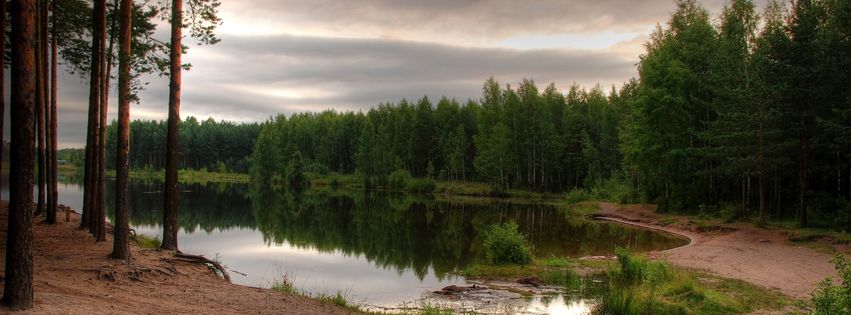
[41,180,688,313]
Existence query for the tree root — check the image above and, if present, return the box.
[172,253,231,282]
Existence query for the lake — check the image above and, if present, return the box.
[21,179,688,314]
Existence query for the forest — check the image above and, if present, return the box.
[245,0,851,230]
[2,0,850,312]
[103,117,261,173]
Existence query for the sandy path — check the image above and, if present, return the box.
[0,207,355,314]
[595,202,843,300]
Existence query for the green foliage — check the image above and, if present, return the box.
[271,274,296,294]
[565,188,591,205]
[131,234,161,249]
[105,117,262,173]
[599,247,785,314]
[482,221,533,265]
[285,151,308,188]
[811,254,851,315]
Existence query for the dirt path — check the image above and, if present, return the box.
[0,206,354,314]
[595,202,845,300]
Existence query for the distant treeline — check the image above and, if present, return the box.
[251,80,624,195]
[104,117,262,173]
[251,0,851,229]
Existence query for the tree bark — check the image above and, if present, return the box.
[46,0,58,224]
[3,0,37,309]
[161,0,183,251]
[111,0,132,260]
[82,0,106,231]
[88,0,106,235]
[97,0,117,241]
[35,0,46,218]
[0,0,7,196]
[798,136,809,227]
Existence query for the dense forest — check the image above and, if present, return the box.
[103,117,261,173]
[245,0,851,229]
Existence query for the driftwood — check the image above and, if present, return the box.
[173,253,231,282]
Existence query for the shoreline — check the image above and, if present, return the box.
[594,202,846,300]
[0,205,356,314]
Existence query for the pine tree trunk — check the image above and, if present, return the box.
[82,0,105,230]
[35,0,46,218]
[161,0,183,251]
[46,0,58,224]
[97,0,117,241]
[3,0,37,308]
[111,0,132,260]
[0,0,7,196]
[798,136,809,227]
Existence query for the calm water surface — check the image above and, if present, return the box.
[25,179,687,314]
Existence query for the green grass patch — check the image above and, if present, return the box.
[131,233,161,249]
[596,248,789,314]
[105,167,250,184]
[270,273,296,294]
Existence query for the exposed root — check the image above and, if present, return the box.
[172,253,231,282]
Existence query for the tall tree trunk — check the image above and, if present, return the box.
[161,0,183,251]
[3,0,37,309]
[87,0,106,235]
[42,0,49,218]
[82,0,105,231]
[46,0,58,224]
[97,0,117,241]
[35,0,45,218]
[798,137,809,227]
[111,0,132,260]
[0,0,6,196]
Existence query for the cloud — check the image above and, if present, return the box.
[44,0,782,147]
[218,0,759,45]
[179,33,635,115]
[45,32,637,147]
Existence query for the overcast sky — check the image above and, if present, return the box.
[16,0,761,148]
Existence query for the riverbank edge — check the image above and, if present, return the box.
[0,203,361,314]
[457,202,826,314]
[63,164,564,200]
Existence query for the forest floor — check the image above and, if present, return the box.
[594,202,849,300]
[0,204,355,314]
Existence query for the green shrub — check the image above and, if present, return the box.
[388,169,411,190]
[271,273,296,294]
[812,254,851,315]
[589,176,636,204]
[406,177,436,193]
[565,188,591,205]
[614,247,648,284]
[387,169,436,193]
[482,221,532,265]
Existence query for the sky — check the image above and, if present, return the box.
[20,0,760,148]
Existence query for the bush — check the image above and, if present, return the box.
[589,176,636,204]
[387,169,436,193]
[565,188,591,205]
[388,169,412,190]
[482,221,532,265]
[811,254,851,315]
[406,177,436,193]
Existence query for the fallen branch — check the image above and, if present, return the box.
[173,253,231,282]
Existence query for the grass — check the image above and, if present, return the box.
[307,172,561,200]
[103,168,251,184]
[270,273,296,294]
[131,233,161,249]
[459,250,789,315]
[596,248,789,314]
[267,272,375,313]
